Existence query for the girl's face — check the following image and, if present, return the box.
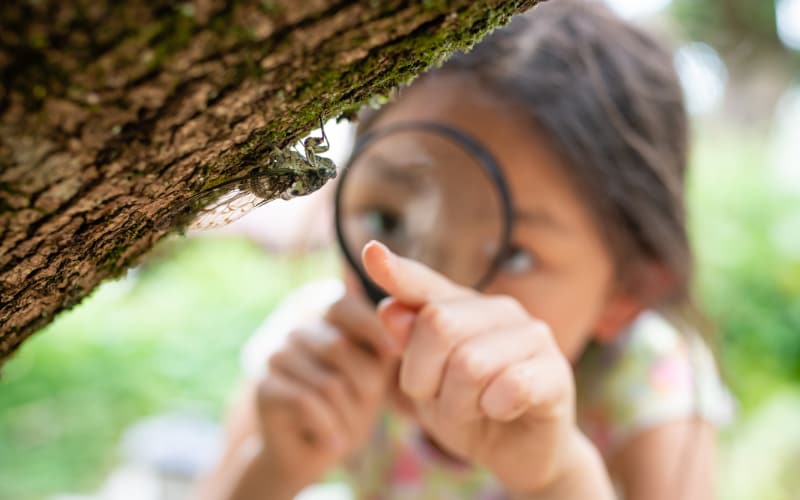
[344,75,638,362]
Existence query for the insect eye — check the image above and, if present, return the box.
[319,159,335,172]
[499,246,536,275]
[290,180,306,196]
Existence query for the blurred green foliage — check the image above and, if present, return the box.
[688,125,800,500]
[0,127,798,499]
[671,0,781,50]
[689,126,800,411]
[718,391,800,500]
[0,239,338,499]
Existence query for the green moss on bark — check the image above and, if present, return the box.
[227,1,532,162]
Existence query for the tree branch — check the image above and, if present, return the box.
[0,0,539,362]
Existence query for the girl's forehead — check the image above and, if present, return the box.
[374,76,603,240]
[381,75,511,130]
[387,80,574,196]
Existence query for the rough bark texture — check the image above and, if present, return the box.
[0,0,540,362]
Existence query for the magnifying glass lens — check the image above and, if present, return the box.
[337,127,507,290]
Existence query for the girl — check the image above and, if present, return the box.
[201,2,732,499]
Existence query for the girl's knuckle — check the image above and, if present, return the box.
[286,327,307,347]
[267,350,287,370]
[419,303,456,341]
[555,358,574,388]
[325,335,348,359]
[493,294,525,316]
[361,371,384,397]
[319,375,345,399]
[502,368,529,402]
[451,344,491,381]
[256,379,279,406]
[534,318,553,336]
[524,319,552,345]
[293,391,316,414]
[539,324,559,350]
[362,381,380,400]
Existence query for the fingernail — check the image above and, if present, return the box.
[377,296,394,310]
[369,239,389,252]
[365,240,393,262]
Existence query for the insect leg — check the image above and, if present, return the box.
[303,116,330,168]
[319,115,330,151]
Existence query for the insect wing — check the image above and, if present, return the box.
[189,187,267,230]
[160,177,246,231]
[186,168,300,230]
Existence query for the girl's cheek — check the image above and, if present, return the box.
[495,279,603,362]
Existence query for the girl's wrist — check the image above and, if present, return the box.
[509,430,616,500]
[252,438,315,499]
[206,436,307,500]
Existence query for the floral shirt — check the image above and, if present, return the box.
[241,279,734,499]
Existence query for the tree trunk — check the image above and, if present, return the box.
[0,0,538,362]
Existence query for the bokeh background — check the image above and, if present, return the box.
[2,1,799,499]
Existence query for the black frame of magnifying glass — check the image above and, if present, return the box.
[334,121,514,304]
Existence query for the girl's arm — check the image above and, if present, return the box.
[196,382,304,500]
[197,294,397,500]
[610,419,717,500]
[512,419,715,500]
[511,430,616,500]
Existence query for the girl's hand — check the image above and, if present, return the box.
[362,241,585,495]
[253,294,398,493]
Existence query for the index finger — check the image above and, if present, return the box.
[361,240,473,309]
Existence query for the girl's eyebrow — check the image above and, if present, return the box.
[513,209,566,232]
[360,154,430,192]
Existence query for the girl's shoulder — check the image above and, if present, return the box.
[575,311,736,459]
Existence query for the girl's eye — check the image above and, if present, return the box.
[499,246,537,275]
[364,209,401,237]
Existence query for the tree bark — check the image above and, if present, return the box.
[0,0,538,362]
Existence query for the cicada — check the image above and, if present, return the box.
[165,121,337,231]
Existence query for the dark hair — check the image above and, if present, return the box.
[362,0,694,316]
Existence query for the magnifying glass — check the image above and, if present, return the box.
[334,122,514,304]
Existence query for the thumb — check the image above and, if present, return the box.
[376,298,416,349]
[361,240,472,309]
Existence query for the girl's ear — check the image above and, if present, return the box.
[594,261,676,343]
[594,293,643,343]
